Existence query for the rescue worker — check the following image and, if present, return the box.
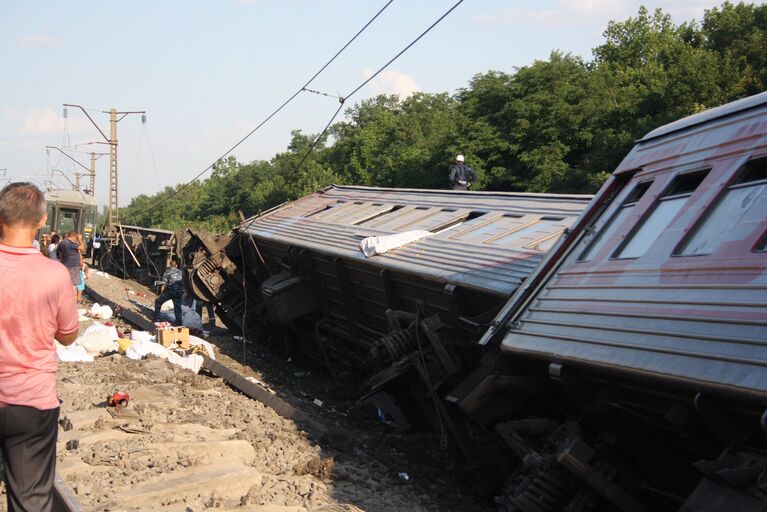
[154,258,184,326]
[448,154,477,190]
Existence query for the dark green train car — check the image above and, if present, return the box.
[43,189,98,242]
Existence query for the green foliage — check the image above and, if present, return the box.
[120,2,766,233]
[701,1,767,96]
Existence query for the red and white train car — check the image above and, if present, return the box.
[474,92,767,511]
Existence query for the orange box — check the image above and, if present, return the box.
[157,327,190,349]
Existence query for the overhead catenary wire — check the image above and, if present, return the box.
[302,88,343,100]
[145,0,395,210]
[199,0,468,267]
[345,0,465,100]
[143,125,163,190]
[125,126,146,191]
[274,0,467,195]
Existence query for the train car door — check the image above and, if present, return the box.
[57,207,79,234]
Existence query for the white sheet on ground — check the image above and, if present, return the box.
[359,230,433,257]
[124,333,205,373]
[56,343,94,362]
[89,303,113,320]
[130,330,154,344]
[75,322,119,354]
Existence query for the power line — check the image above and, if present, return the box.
[276,0,466,195]
[145,0,395,209]
[236,0,466,235]
[346,0,465,100]
[302,87,343,100]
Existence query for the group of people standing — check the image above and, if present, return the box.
[46,230,88,303]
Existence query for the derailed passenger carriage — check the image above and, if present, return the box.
[96,224,177,286]
[182,186,590,460]
[474,92,767,511]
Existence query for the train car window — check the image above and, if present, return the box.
[488,216,565,247]
[757,233,767,252]
[431,211,486,233]
[677,157,767,256]
[352,205,404,225]
[614,170,707,259]
[303,200,346,218]
[578,181,652,261]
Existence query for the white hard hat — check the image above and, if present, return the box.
[456,154,464,162]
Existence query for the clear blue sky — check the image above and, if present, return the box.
[1,0,720,207]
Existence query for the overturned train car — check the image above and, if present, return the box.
[474,91,767,511]
[96,224,176,286]
[181,186,590,460]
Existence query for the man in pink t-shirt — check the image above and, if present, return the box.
[0,183,78,512]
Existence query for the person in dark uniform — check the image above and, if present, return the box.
[448,154,477,190]
[154,258,184,325]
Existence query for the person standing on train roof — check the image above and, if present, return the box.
[0,182,79,512]
[449,154,477,190]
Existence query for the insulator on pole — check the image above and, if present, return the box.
[141,114,146,124]
[63,107,68,118]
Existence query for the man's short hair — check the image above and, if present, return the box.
[0,182,46,228]
[51,234,61,244]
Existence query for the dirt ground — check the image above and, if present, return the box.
[0,271,492,511]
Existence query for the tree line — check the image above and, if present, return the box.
[121,2,767,233]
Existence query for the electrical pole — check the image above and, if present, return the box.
[63,104,145,237]
[89,152,98,195]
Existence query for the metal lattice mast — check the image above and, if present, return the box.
[63,104,145,236]
[108,108,119,229]
[89,152,97,196]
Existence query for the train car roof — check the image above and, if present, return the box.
[487,92,767,401]
[241,185,592,297]
[638,90,767,143]
[44,189,98,206]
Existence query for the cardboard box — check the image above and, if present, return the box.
[157,327,190,349]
